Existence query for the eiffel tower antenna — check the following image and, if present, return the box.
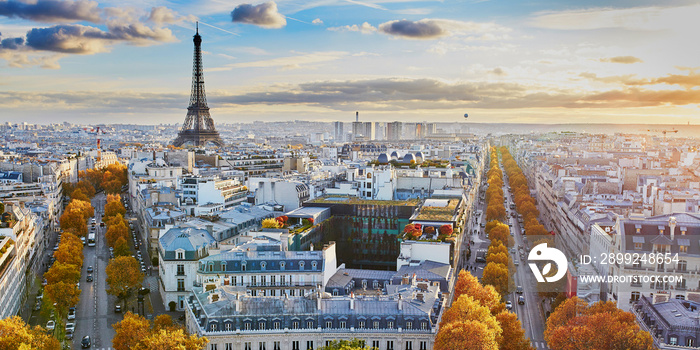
[172,25,224,147]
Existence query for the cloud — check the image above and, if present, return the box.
[1,36,24,50]
[231,2,286,29]
[529,4,700,32]
[312,18,323,25]
[328,22,376,34]
[378,19,445,39]
[209,51,347,72]
[0,0,101,23]
[599,56,643,64]
[490,67,506,76]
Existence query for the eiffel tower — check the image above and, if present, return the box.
[173,23,224,147]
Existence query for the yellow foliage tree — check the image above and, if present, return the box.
[44,262,80,285]
[434,320,498,350]
[262,218,282,229]
[481,262,511,296]
[106,256,144,310]
[44,281,80,317]
[0,316,60,350]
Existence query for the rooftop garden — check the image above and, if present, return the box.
[309,195,421,206]
[413,199,460,222]
[401,223,456,242]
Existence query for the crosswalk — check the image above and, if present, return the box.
[532,341,549,349]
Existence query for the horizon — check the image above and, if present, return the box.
[1,0,699,125]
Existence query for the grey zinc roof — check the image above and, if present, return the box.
[159,227,216,259]
[650,298,700,329]
[393,260,451,282]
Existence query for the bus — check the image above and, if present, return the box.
[87,233,96,247]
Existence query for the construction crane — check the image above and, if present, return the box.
[648,128,678,139]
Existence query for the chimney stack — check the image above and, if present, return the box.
[350,292,355,310]
[355,111,359,123]
[235,293,241,311]
[398,294,403,311]
[317,291,322,310]
[669,216,677,241]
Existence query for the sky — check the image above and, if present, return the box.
[1,0,700,125]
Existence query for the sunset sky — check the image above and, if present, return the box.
[1,0,699,125]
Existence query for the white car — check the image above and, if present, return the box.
[46,320,55,331]
[506,301,513,311]
[65,322,75,334]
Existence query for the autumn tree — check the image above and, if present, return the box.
[434,320,498,350]
[106,220,129,248]
[439,295,502,341]
[0,316,60,350]
[59,209,87,237]
[112,312,150,350]
[44,262,80,285]
[53,234,83,267]
[488,223,513,247]
[70,188,90,202]
[262,218,281,229]
[106,256,144,310]
[74,180,96,199]
[134,328,208,350]
[105,199,126,219]
[545,297,654,350]
[482,262,511,297]
[44,281,80,317]
[453,270,503,315]
[114,237,130,257]
[496,311,534,350]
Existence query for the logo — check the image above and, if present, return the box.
[528,243,567,283]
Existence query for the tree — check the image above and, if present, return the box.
[70,188,90,202]
[319,339,371,350]
[488,223,512,247]
[44,262,80,285]
[262,218,281,229]
[545,298,654,350]
[0,316,60,350]
[106,256,144,310]
[44,281,80,317]
[54,240,83,267]
[496,311,534,350]
[481,262,511,296]
[106,220,129,248]
[59,209,87,237]
[112,312,150,350]
[74,180,96,199]
[434,320,498,350]
[439,224,453,236]
[114,237,130,257]
[134,328,208,350]
[105,199,126,219]
[439,295,502,342]
[453,270,503,315]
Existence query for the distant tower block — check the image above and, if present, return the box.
[173,23,224,148]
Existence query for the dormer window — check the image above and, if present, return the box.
[299,261,305,270]
[261,261,267,271]
[221,262,227,271]
[177,249,185,260]
[311,261,317,270]
[280,262,285,270]
[242,262,247,272]
[208,263,214,272]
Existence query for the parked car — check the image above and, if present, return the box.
[506,301,513,310]
[516,286,523,294]
[114,304,121,313]
[87,266,93,273]
[65,332,74,340]
[34,301,42,311]
[86,274,93,282]
[81,237,86,245]
[45,320,55,331]
[518,296,525,305]
[81,336,91,348]
[65,322,75,334]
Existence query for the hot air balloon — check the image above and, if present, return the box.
[464,113,469,119]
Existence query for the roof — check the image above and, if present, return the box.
[159,227,216,258]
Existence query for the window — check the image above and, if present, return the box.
[259,342,266,350]
[280,262,286,270]
[211,344,217,350]
[261,276,267,286]
[387,321,394,329]
[299,261,305,270]
[274,342,281,350]
[306,341,314,350]
[373,321,379,329]
[252,276,257,286]
[281,275,286,285]
[419,341,427,350]
[387,341,394,350]
[177,264,185,275]
[225,323,232,331]
[339,321,346,328]
[273,321,281,330]
[312,261,317,270]
[177,279,185,292]
[292,321,299,329]
[258,321,265,330]
[208,264,213,272]
[678,260,688,272]
[373,281,379,289]
[232,276,238,286]
[406,321,413,329]
[634,242,642,250]
[177,251,184,260]
[226,344,233,350]
[292,341,300,350]
[307,320,314,329]
[242,263,247,272]
[326,321,332,329]
[372,341,380,349]
[261,261,267,270]
[271,275,276,285]
[421,322,428,330]
[358,321,365,329]
[358,341,365,348]
[210,323,217,331]
[669,336,678,346]
[332,289,338,296]
[244,322,251,330]
[245,343,252,350]
[362,280,367,289]
[681,245,688,253]
[631,291,640,302]
[687,338,696,347]
[405,341,413,350]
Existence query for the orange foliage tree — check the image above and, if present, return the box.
[0,316,60,350]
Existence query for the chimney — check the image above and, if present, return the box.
[416,293,424,302]
[350,292,355,310]
[310,243,314,251]
[235,293,241,311]
[355,111,359,122]
[669,216,677,241]
[398,294,403,311]
[401,274,409,285]
[317,291,322,310]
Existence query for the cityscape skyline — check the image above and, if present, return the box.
[1,0,699,125]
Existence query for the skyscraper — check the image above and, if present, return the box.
[333,121,344,142]
[387,121,403,141]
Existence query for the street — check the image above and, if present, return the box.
[71,193,118,350]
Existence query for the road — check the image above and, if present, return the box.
[501,173,550,350]
[71,193,118,350]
